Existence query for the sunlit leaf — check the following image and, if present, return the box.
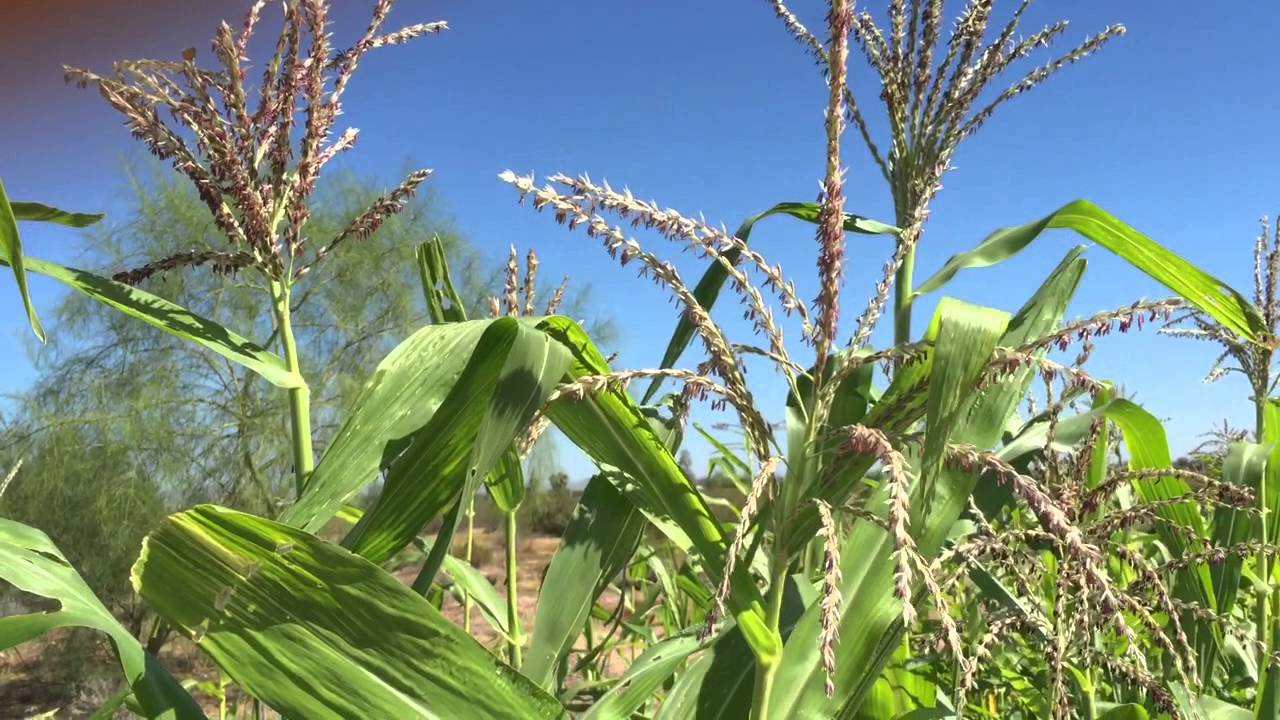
[912,200,1265,342]
[537,315,780,663]
[525,474,646,690]
[133,505,563,719]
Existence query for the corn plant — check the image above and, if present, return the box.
[0,1,1276,719]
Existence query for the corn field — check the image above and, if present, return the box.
[2,1,1278,718]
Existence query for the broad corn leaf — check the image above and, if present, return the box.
[283,318,569,567]
[657,576,817,719]
[1211,442,1269,615]
[440,555,511,639]
[525,474,646,690]
[132,505,564,719]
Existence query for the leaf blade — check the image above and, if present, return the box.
[912,200,1265,342]
[132,505,564,719]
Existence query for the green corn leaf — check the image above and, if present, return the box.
[285,318,568,564]
[582,632,707,720]
[1263,400,1280,561]
[1168,684,1250,720]
[132,505,563,719]
[640,202,897,403]
[1096,705,1150,720]
[968,561,1046,635]
[854,639,944,720]
[0,179,46,341]
[911,200,1265,342]
[772,250,1084,718]
[1099,398,1221,683]
[417,236,468,324]
[772,298,1010,719]
[11,255,298,388]
[0,517,203,719]
[10,200,104,227]
[487,449,527,514]
[657,575,817,720]
[1263,403,1280,720]
[440,554,511,639]
[536,315,780,664]
[1211,442,1269,615]
[781,345,898,558]
[281,320,498,531]
[693,422,752,492]
[1098,401,1215,582]
[525,474,646,690]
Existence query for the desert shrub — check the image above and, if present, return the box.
[523,472,576,536]
[0,428,163,620]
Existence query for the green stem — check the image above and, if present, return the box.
[751,549,788,720]
[505,510,523,667]
[272,281,313,496]
[583,618,597,681]
[893,240,916,346]
[1258,389,1274,682]
[463,498,475,634]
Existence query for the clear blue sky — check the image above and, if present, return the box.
[2,1,1278,477]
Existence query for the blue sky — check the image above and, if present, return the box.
[3,1,1279,478]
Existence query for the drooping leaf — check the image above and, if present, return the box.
[132,505,563,719]
[0,518,203,719]
[10,200,105,228]
[5,255,299,388]
[912,200,1265,342]
[0,179,43,340]
[640,202,897,403]
[536,315,780,663]
[524,474,646,690]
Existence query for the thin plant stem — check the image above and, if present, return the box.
[463,498,476,634]
[893,240,916,344]
[584,619,597,682]
[1259,389,1275,685]
[272,280,314,496]
[751,546,789,720]
[505,509,523,667]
